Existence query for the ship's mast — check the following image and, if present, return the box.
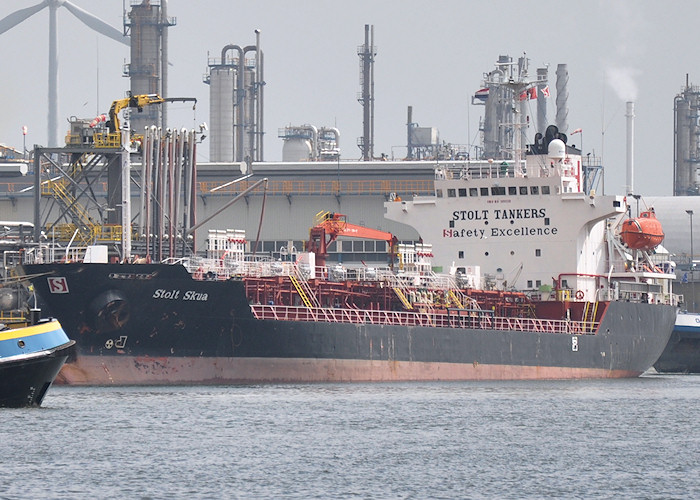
[482,55,533,170]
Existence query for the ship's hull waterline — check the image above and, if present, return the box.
[23,263,675,386]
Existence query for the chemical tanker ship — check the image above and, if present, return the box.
[20,127,679,385]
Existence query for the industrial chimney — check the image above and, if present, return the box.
[626,101,635,195]
[555,64,569,134]
[358,24,376,160]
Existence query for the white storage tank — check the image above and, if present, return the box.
[282,138,313,162]
[207,66,236,162]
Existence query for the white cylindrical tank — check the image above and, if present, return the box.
[282,138,313,162]
[209,66,236,162]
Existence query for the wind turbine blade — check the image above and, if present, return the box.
[0,1,48,35]
[62,0,129,46]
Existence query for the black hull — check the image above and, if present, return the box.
[22,263,677,385]
[654,329,700,373]
[0,341,75,407]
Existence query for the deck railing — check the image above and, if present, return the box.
[249,304,598,335]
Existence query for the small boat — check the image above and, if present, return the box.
[654,311,700,373]
[0,317,75,407]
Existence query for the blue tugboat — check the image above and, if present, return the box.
[0,317,75,407]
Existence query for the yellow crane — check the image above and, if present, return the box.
[89,93,196,148]
[106,93,165,134]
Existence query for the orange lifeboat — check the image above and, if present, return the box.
[620,209,664,250]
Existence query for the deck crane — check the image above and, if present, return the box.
[306,211,398,269]
[106,94,165,134]
[105,93,198,144]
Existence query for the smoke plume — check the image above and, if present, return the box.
[606,66,639,102]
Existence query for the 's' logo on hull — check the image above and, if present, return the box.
[47,277,69,294]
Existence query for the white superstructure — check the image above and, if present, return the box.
[385,136,659,300]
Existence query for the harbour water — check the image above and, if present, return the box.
[3,374,700,499]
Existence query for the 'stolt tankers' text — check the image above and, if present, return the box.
[451,208,547,221]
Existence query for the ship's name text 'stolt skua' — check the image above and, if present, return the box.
[152,289,209,301]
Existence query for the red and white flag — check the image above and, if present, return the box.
[541,85,550,98]
[519,87,538,101]
[571,128,582,135]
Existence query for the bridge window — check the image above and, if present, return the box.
[527,280,533,288]
[469,188,478,197]
[447,188,456,197]
[530,186,539,195]
[458,188,467,197]
[508,186,517,195]
[491,186,506,195]
[436,189,443,198]
[542,185,551,195]
[519,186,528,195]
[480,187,489,196]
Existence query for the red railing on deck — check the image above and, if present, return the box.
[249,305,598,335]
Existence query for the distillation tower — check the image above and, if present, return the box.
[674,77,700,196]
[123,0,176,134]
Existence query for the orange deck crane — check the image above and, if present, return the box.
[306,211,398,268]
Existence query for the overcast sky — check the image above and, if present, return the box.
[1,0,698,196]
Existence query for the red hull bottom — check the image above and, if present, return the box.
[55,356,641,385]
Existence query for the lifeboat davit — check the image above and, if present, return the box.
[620,209,664,250]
